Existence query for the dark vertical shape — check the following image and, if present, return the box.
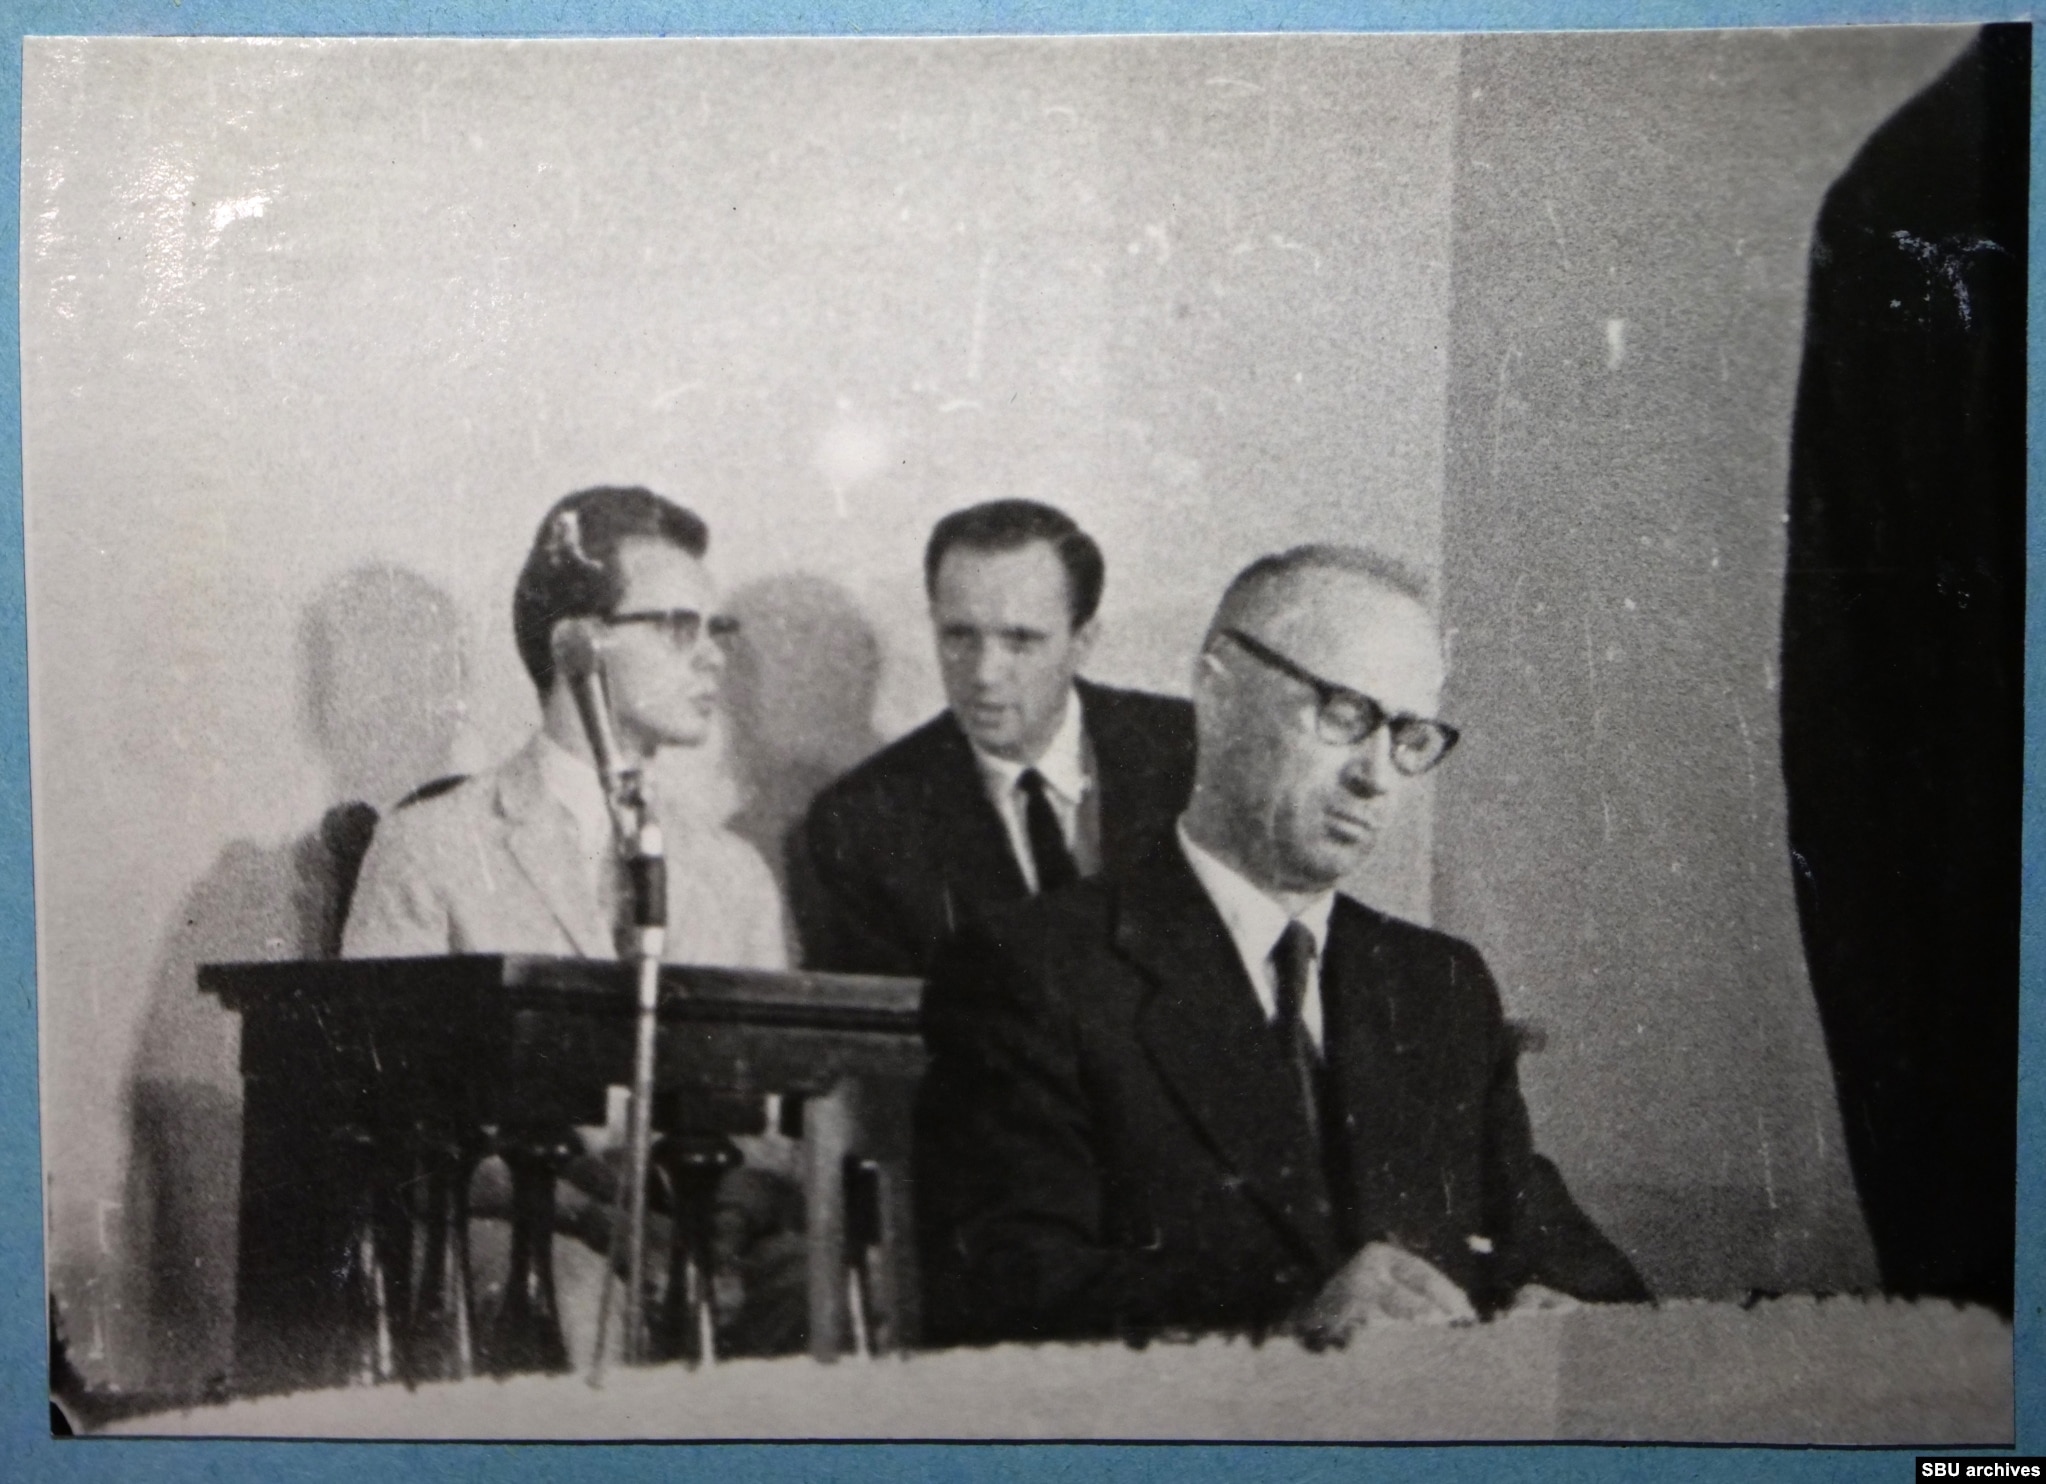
[1781,24,2028,1314]
[317,801,382,959]
[487,1130,575,1375]
[653,1133,744,1364]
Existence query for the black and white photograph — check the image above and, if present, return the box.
[22,22,2024,1441]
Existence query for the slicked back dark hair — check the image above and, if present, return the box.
[922,499,1106,629]
[512,486,709,693]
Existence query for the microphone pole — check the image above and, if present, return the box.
[558,630,666,1376]
[614,786,664,1370]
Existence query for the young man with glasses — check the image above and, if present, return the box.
[343,486,800,1359]
[345,485,782,969]
[914,544,1646,1347]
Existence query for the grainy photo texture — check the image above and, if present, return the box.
[23,25,2023,1441]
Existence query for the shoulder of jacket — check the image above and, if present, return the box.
[1337,893,1483,957]
[1335,897,1500,1007]
[1081,681,1196,738]
[810,713,960,809]
[369,767,502,855]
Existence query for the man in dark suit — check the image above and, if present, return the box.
[795,500,1196,976]
[915,544,1647,1346]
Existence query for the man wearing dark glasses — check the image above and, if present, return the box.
[343,486,800,1359]
[914,544,1646,1346]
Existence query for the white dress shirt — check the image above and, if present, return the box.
[972,689,1098,892]
[1176,822,1335,1052]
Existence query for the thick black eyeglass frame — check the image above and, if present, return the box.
[604,608,742,648]
[1219,626,1460,775]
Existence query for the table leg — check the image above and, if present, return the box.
[653,1134,742,1364]
[486,1128,576,1375]
[406,1130,480,1382]
[844,1154,882,1357]
[802,1083,851,1362]
[327,1125,400,1388]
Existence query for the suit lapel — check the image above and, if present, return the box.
[923,714,1029,916]
[1081,682,1145,874]
[495,739,612,958]
[1121,847,1340,1267]
[1320,897,1416,1247]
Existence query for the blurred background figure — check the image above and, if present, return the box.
[123,563,467,1398]
[1781,24,2027,1315]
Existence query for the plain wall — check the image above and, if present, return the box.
[24,35,1459,1386]
[1435,26,1973,1297]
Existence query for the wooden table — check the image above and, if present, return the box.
[200,956,924,1394]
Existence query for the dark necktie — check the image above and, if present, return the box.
[1269,920,1323,1155]
[1273,919,1363,1251]
[1017,768,1080,894]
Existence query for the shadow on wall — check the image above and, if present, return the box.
[719,573,885,914]
[114,565,465,1391]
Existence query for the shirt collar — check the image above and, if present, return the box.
[1176,820,1336,967]
[971,686,1090,803]
[535,729,616,851]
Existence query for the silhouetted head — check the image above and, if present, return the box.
[300,563,465,806]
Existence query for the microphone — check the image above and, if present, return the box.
[554,624,630,802]
[553,623,664,933]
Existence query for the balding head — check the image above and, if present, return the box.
[1184,545,1450,898]
[1205,544,1435,647]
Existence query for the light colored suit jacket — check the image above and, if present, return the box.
[343,733,787,971]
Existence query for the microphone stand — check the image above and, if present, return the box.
[555,620,673,1382]
[590,767,665,1379]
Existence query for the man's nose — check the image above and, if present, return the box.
[1338,728,1394,797]
[693,636,728,675]
[971,642,1011,688]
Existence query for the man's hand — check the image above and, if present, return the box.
[1291,1241,1477,1346]
[1504,1282,1581,1316]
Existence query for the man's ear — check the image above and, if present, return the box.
[1192,645,1228,698]
[550,614,610,677]
[1070,615,1101,668]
